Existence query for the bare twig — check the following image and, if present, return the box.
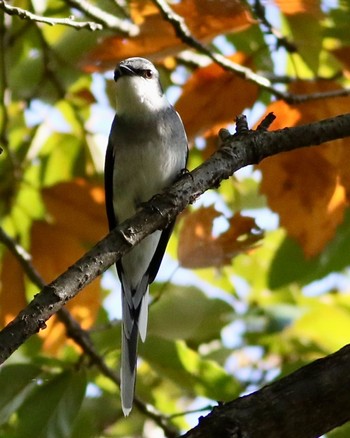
[0,0,103,31]
[252,0,297,53]
[65,0,139,35]
[151,0,350,104]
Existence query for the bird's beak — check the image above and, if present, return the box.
[114,64,136,82]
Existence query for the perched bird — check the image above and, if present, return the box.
[104,57,188,415]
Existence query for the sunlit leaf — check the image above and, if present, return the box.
[286,296,350,353]
[175,53,259,140]
[84,0,251,70]
[38,133,85,186]
[275,0,322,16]
[258,82,350,257]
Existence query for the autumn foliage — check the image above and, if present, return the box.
[1,0,350,437]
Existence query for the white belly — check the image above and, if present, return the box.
[112,134,184,288]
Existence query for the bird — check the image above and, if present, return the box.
[104,57,188,416]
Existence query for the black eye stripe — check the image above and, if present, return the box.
[139,69,153,78]
[114,65,154,81]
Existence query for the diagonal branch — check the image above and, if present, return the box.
[0,112,350,363]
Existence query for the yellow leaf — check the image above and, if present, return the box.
[275,0,322,16]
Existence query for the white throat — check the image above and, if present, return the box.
[116,76,169,118]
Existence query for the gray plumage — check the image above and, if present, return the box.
[104,57,188,415]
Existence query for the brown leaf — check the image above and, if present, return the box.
[178,206,263,269]
[175,53,259,141]
[84,0,252,71]
[258,81,350,257]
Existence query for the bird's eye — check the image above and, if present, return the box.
[143,69,153,79]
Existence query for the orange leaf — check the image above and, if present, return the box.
[84,0,251,71]
[275,0,322,16]
[31,179,107,354]
[175,53,259,141]
[178,206,263,269]
[42,178,106,243]
[0,251,27,327]
[258,82,350,257]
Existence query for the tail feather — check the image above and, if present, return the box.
[121,321,138,416]
[138,287,149,342]
[120,278,150,415]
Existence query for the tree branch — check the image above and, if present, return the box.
[0,112,350,363]
[180,344,350,438]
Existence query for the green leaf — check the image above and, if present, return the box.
[327,420,350,437]
[71,394,121,438]
[227,20,273,72]
[140,337,240,401]
[283,13,323,76]
[16,370,86,438]
[38,133,85,186]
[233,229,286,292]
[287,297,350,353]
[0,364,42,426]
[148,285,233,343]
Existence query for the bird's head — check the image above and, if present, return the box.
[114,57,168,117]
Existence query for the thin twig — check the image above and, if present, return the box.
[0,0,103,31]
[65,0,139,35]
[151,0,350,104]
[252,0,297,53]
